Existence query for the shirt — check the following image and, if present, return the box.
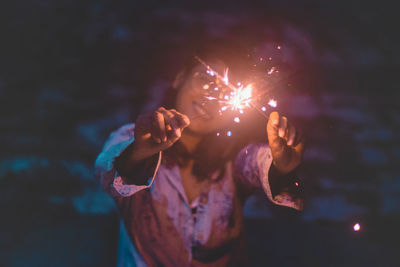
[95,124,304,267]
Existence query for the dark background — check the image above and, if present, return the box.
[1,0,399,266]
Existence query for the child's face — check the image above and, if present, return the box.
[175,63,233,134]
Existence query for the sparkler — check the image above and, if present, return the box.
[193,55,279,125]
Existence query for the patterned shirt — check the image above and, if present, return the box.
[95,124,304,267]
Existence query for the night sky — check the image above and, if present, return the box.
[1,0,399,266]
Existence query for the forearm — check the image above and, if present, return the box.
[234,143,304,210]
[268,163,300,197]
[115,141,159,185]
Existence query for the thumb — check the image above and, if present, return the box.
[267,111,284,150]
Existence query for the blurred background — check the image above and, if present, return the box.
[1,0,399,266]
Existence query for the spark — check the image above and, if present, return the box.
[268,99,277,108]
[194,56,279,123]
[353,223,360,232]
[222,68,229,85]
[268,67,276,75]
[203,84,209,90]
[227,131,232,137]
[226,84,252,111]
[261,106,267,112]
[277,45,281,50]
[216,132,220,136]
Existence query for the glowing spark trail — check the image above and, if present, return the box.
[223,68,229,85]
[193,56,278,123]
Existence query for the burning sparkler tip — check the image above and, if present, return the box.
[195,55,278,126]
[353,223,361,231]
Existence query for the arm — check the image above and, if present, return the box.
[94,107,190,198]
[234,111,305,210]
[234,143,304,210]
[94,123,163,198]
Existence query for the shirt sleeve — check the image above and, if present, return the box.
[234,143,304,210]
[94,123,162,199]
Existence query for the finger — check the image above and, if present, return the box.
[135,114,150,134]
[267,111,283,149]
[269,111,280,127]
[287,124,296,146]
[293,130,304,148]
[158,108,181,138]
[170,109,190,129]
[279,116,288,139]
[293,133,305,157]
[152,111,166,143]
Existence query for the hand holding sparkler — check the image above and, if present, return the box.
[114,107,189,184]
[125,107,190,164]
[267,111,305,175]
[194,55,305,174]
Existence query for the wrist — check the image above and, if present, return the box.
[272,160,288,176]
[116,142,160,185]
[129,141,159,163]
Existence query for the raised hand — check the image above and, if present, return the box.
[266,111,305,175]
[131,107,190,162]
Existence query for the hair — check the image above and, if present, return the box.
[162,40,268,181]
